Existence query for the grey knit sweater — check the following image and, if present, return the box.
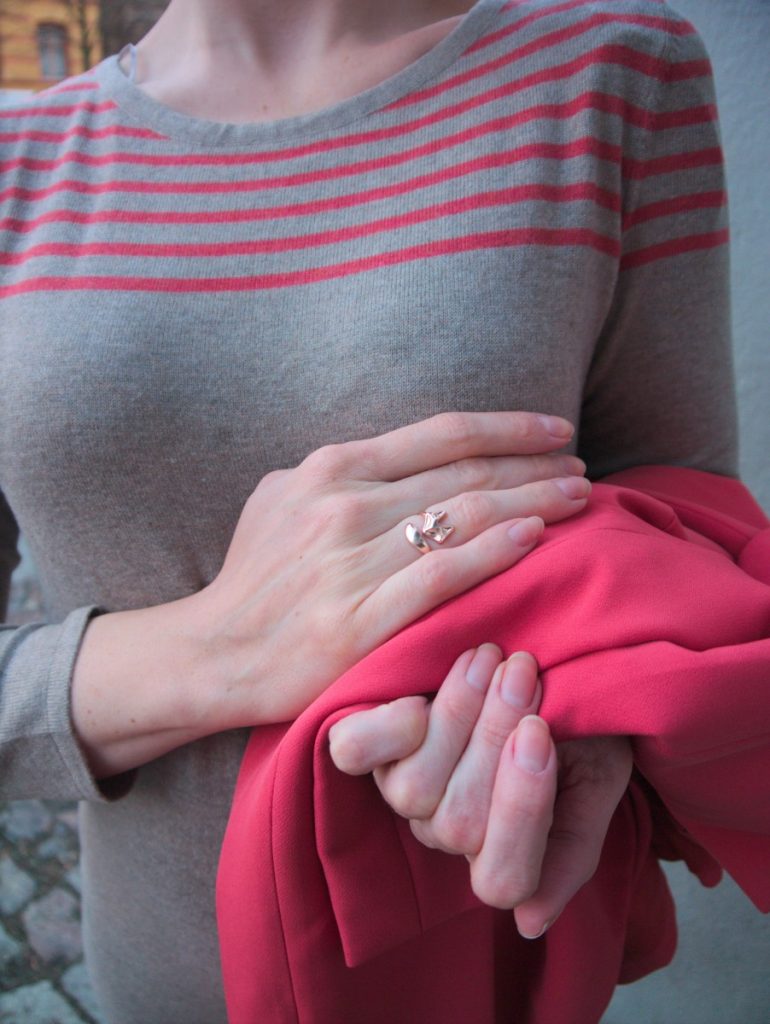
[0,1,736,1020]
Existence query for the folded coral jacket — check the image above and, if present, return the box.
[217,467,770,1024]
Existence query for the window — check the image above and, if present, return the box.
[37,24,69,81]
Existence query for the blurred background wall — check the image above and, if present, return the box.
[678,0,770,518]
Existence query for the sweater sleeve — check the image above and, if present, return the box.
[0,490,114,802]
[579,15,738,479]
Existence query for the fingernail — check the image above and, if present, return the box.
[507,516,544,547]
[466,644,500,692]
[500,653,538,709]
[553,476,591,500]
[513,716,551,774]
[538,415,574,440]
[520,917,555,940]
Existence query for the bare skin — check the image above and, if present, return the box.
[330,651,632,938]
[71,411,589,774]
[125,0,476,122]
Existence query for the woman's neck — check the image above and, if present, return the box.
[126,0,476,123]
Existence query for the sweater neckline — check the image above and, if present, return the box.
[94,0,505,148]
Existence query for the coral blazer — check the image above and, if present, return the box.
[217,467,770,1024]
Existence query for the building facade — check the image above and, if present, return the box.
[0,0,101,91]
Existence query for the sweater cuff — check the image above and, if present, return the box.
[0,606,134,802]
[51,606,136,802]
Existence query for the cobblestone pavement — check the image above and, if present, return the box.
[1,555,103,1023]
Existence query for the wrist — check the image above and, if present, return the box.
[71,593,233,776]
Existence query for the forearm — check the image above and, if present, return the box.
[70,592,237,778]
[68,412,588,779]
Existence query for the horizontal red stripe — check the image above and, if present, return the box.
[624,146,723,180]
[624,190,725,229]
[0,180,619,235]
[1,134,718,216]
[2,71,714,185]
[0,228,619,297]
[647,103,717,131]
[0,44,714,171]
[620,228,728,270]
[469,0,693,55]
[0,136,622,204]
[0,83,646,172]
[472,0,617,53]
[39,80,99,94]
[0,124,168,144]
[1,87,638,171]
[391,12,706,110]
[0,184,620,264]
[0,100,116,120]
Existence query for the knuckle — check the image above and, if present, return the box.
[416,553,453,599]
[558,454,586,477]
[348,440,378,479]
[478,716,516,750]
[435,411,476,450]
[409,818,439,850]
[453,491,494,533]
[438,691,479,737]
[382,772,436,821]
[535,477,562,504]
[471,867,536,910]
[431,809,482,856]
[302,443,349,486]
[510,797,552,833]
[510,411,539,442]
[328,729,367,775]
[332,492,370,534]
[581,850,602,885]
[301,497,337,542]
[530,454,562,479]
[257,468,289,490]
[445,457,482,492]
[552,828,602,886]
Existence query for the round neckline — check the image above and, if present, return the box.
[95,0,505,148]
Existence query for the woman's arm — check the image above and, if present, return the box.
[0,410,592,792]
[579,17,737,479]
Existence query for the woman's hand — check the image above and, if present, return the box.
[71,412,590,776]
[194,412,589,727]
[329,648,632,938]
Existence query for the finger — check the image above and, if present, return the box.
[334,411,575,482]
[328,696,430,776]
[361,476,589,580]
[423,653,542,855]
[417,476,591,545]
[513,739,633,939]
[362,516,544,646]
[331,452,586,545]
[374,645,503,819]
[470,716,557,909]
[349,468,589,576]
[383,452,587,519]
